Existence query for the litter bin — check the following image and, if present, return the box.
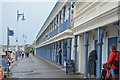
[66,60,74,74]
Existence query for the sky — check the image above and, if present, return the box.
[0,3,2,45]
[0,1,57,45]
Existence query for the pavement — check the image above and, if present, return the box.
[9,54,79,78]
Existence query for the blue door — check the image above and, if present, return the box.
[108,37,117,58]
[94,40,98,76]
[94,40,98,52]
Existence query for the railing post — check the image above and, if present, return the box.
[57,41,60,65]
[67,38,71,60]
[84,32,89,78]
[97,27,104,80]
[74,35,78,72]
[55,42,57,65]
[61,40,66,67]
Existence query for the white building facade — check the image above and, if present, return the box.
[72,0,120,78]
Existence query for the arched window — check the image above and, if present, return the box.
[63,6,66,22]
[52,21,54,31]
[61,9,64,24]
[56,15,59,27]
[65,5,69,21]
[59,11,61,25]
[54,18,57,29]
[48,25,50,33]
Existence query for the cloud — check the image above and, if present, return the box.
[0,0,58,2]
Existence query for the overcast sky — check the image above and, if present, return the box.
[0,1,57,45]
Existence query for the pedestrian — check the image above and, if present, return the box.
[26,51,29,57]
[88,50,98,78]
[25,51,28,57]
[102,63,112,80]
[22,51,24,58]
[32,50,34,56]
[106,44,119,80]
[25,51,27,58]
[18,53,22,59]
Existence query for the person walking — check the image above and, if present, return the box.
[88,50,98,78]
[106,44,119,80]
[26,51,29,58]
[32,50,34,56]
[22,51,24,58]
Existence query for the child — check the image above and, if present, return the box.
[102,64,112,80]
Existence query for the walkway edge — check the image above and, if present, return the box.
[35,55,84,78]
[35,55,66,71]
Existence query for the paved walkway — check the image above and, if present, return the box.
[9,54,77,78]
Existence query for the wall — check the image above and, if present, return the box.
[74,2,118,28]
[78,34,85,73]
[73,2,119,74]
[0,3,2,45]
[71,37,74,60]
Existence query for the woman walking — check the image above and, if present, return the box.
[106,44,119,80]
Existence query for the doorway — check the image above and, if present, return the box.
[108,37,117,58]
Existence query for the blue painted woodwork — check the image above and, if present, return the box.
[74,35,78,72]
[97,27,104,80]
[84,32,89,78]
[67,38,71,60]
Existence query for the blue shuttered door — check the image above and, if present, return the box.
[108,37,117,58]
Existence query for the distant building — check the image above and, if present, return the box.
[1,45,24,51]
[24,44,29,50]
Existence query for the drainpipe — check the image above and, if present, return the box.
[97,27,104,80]
[84,32,89,78]
[74,35,78,72]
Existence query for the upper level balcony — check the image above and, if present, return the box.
[49,19,70,37]
[36,19,70,46]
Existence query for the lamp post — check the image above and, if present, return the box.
[23,34,27,51]
[45,34,52,40]
[16,11,25,61]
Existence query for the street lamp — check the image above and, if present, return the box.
[23,34,27,51]
[45,34,52,40]
[17,11,25,21]
[16,11,25,61]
